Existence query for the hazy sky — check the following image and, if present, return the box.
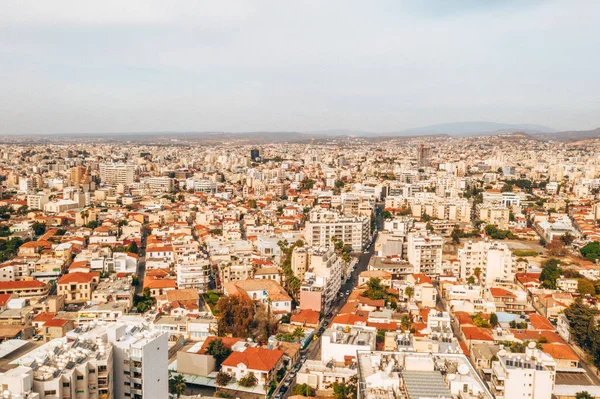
[1,0,600,134]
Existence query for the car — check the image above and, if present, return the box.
[280,386,288,394]
[274,393,282,399]
[290,371,297,378]
[323,321,330,327]
[33,335,43,341]
[345,290,350,295]
[300,355,307,362]
[283,381,290,387]
[318,327,325,335]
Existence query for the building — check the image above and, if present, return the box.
[491,343,556,399]
[99,163,135,185]
[406,233,443,276]
[299,247,344,313]
[0,280,49,297]
[417,144,431,168]
[146,177,174,192]
[221,346,284,387]
[57,272,100,304]
[223,279,292,314]
[321,326,376,363]
[176,259,210,292]
[306,210,370,251]
[477,204,510,229]
[297,359,357,391]
[66,321,169,399]
[250,149,260,161]
[356,350,493,399]
[9,337,113,399]
[458,240,515,285]
[27,193,50,211]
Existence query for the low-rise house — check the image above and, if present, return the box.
[57,272,100,304]
[221,346,284,387]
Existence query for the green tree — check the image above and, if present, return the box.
[206,339,233,368]
[332,376,357,399]
[578,279,596,296]
[564,297,598,349]
[401,315,411,331]
[292,327,305,342]
[362,278,387,300]
[466,276,476,285]
[32,221,46,236]
[581,242,600,262]
[490,313,499,327]
[215,371,233,386]
[169,372,187,398]
[381,210,392,220]
[293,383,316,397]
[127,241,139,254]
[238,372,258,387]
[404,286,414,302]
[576,392,594,399]
[451,227,461,244]
[540,258,561,289]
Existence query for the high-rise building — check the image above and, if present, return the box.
[99,163,135,186]
[458,240,514,284]
[70,165,90,186]
[250,149,260,161]
[417,144,431,168]
[305,210,370,251]
[406,232,443,276]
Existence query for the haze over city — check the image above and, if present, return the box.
[2,0,600,135]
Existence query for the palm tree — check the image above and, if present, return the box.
[169,371,187,398]
[404,286,414,302]
[292,327,305,343]
[473,267,482,285]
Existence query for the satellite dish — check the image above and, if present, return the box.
[458,364,469,375]
[498,349,507,357]
[528,341,536,349]
[447,374,456,381]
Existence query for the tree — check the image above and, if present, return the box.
[238,372,258,387]
[401,314,411,331]
[32,221,46,236]
[169,372,187,398]
[292,327,305,342]
[215,371,233,386]
[451,227,461,244]
[362,278,387,300]
[332,375,357,399]
[381,210,392,220]
[576,392,594,399]
[581,242,600,262]
[128,241,139,254]
[578,279,596,296]
[490,313,499,327]
[293,383,316,397]
[216,295,255,338]
[466,276,476,285]
[561,232,575,246]
[206,339,233,368]
[546,239,566,257]
[564,297,598,349]
[540,258,561,289]
[473,267,482,285]
[404,286,414,302]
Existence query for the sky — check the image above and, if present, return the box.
[1,0,600,135]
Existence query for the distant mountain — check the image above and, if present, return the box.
[533,127,600,141]
[386,121,556,137]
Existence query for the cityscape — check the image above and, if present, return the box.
[1,2,600,399]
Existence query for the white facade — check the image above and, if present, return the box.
[99,164,135,186]
[306,210,370,251]
[406,233,443,276]
[321,326,376,363]
[491,344,555,399]
[458,240,514,285]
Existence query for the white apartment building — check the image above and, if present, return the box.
[306,210,370,251]
[99,164,135,186]
[27,193,50,211]
[458,240,515,285]
[145,177,174,192]
[321,326,376,363]
[406,233,443,276]
[0,366,41,399]
[67,322,169,399]
[177,258,210,292]
[299,247,343,313]
[491,344,556,399]
[477,204,510,229]
[187,179,218,194]
[9,337,113,399]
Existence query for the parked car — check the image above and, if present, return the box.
[300,355,307,362]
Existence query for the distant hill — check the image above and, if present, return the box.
[385,121,556,137]
[533,127,600,141]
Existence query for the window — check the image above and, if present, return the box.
[77,376,84,380]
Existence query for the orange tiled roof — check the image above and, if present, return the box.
[221,347,284,372]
